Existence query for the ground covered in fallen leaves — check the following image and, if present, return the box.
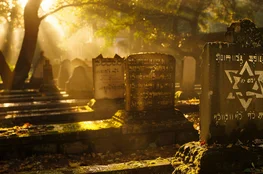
[0,144,180,173]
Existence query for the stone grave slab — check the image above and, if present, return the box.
[200,43,263,144]
[66,65,93,98]
[0,106,95,127]
[113,53,199,143]
[125,53,175,112]
[0,98,90,112]
[91,54,125,118]
[178,56,199,100]
[181,56,196,91]
[92,54,124,100]
[58,59,71,90]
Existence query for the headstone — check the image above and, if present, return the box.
[43,59,54,84]
[30,52,46,87]
[125,53,175,112]
[57,59,71,90]
[71,58,93,90]
[52,59,61,79]
[40,59,58,92]
[181,56,196,91]
[65,65,93,98]
[92,54,124,99]
[113,53,198,143]
[177,56,199,100]
[71,58,88,71]
[200,19,263,144]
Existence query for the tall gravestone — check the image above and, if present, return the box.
[57,59,71,90]
[30,52,46,88]
[113,52,187,122]
[200,19,263,144]
[181,56,196,92]
[125,53,175,112]
[91,54,125,119]
[40,59,59,92]
[178,56,199,100]
[113,53,198,148]
[92,54,124,99]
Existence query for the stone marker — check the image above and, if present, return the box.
[92,54,124,99]
[181,56,196,92]
[113,52,198,146]
[57,59,71,90]
[65,65,93,98]
[40,58,58,92]
[200,19,263,144]
[178,56,199,100]
[125,53,175,112]
[30,51,46,88]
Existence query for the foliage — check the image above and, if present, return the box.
[0,0,262,57]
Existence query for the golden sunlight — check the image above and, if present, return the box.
[18,0,54,11]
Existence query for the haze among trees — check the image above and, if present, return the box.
[0,0,262,89]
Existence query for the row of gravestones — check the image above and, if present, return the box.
[30,54,197,100]
[57,53,176,112]
[30,19,263,145]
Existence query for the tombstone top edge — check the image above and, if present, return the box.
[203,42,263,53]
[126,52,175,60]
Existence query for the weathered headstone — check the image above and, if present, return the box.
[113,52,198,146]
[57,59,71,90]
[181,56,196,91]
[30,52,46,88]
[125,53,175,112]
[71,58,93,91]
[65,65,93,98]
[92,54,124,99]
[40,59,58,92]
[200,19,263,144]
[178,56,199,100]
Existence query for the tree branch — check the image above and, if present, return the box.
[39,2,102,21]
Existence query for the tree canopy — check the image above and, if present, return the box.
[0,0,262,89]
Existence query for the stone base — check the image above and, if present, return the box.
[113,109,186,123]
[66,90,94,99]
[113,109,199,145]
[172,141,263,174]
[39,84,59,93]
[91,99,125,119]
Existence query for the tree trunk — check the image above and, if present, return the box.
[11,0,42,89]
[0,51,12,89]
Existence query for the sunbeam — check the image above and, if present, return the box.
[18,0,54,11]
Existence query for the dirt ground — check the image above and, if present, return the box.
[0,143,180,173]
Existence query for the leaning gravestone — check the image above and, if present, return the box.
[200,19,263,144]
[92,54,124,99]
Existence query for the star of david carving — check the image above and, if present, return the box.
[225,61,263,111]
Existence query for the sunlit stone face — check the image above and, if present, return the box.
[18,0,54,11]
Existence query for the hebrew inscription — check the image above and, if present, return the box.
[125,53,175,111]
[93,54,124,99]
